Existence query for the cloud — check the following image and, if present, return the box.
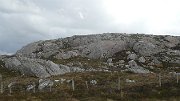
[0,0,41,14]
[103,0,180,34]
[0,0,180,54]
[0,50,13,55]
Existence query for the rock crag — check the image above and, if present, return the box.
[0,33,179,77]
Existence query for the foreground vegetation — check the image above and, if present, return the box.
[0,68,179,101]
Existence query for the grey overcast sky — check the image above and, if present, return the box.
[0,0,180,54]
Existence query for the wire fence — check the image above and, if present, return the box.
[0,72,179,100]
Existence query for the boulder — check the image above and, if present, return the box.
[38,79,53,90]
[128,60,150,73]
[126,51,131,55]
[60,78,66,84]
[127,53,137,60]
[3,57,80,78]
[118,60,125,64]
[90,80,97,85]
[26,83,36,91]
[138,56,146,63]
[152,57,162,65]
[126,79,135,83]
[107,58,113,66]
[149,66,154,70]
[107,58,113,63]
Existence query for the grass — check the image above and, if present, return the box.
[0,71,179,101]
[52,56,107,69]
[0,54,179,101]
[0,60,20,78]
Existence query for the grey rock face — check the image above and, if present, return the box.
[154,50,180,66]
[2,33,180,77]
[79,40,128,59]
[16,34,130,59]
[4,57,21,69]
[14,33,180,61]
[21,60,51,78]
[166,50,180,56]
[3,57,83,78]
[133,41,159,56]
[58,64,71,73]
[55,50,79,59]
[164,36,179,48]
[16,41,43,58]
[128,60,150,73]
[0,55,7,60]
[4,57,49,78]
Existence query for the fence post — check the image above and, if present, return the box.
[158,73,161,87]
[50,85,52,92]
[85,81,89,90]
[0,75,3,93]
[9,87,12,94]
[118,77,120,90]
[33,82,36,93]
[120,89,123,98]
[177,74,179,84]
[8,82,16,94]
[0,82,3,94]
[72,79,75,91]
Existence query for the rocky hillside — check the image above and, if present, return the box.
[0,33,180,78]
